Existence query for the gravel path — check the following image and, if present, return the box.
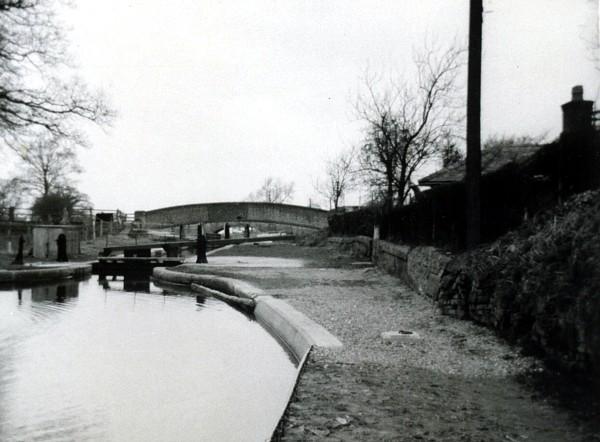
[209,242,599,441]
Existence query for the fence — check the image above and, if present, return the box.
[327,207,377,237]
[329,132,600,251]
[0,206,136,244]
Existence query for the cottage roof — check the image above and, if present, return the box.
[419,144,544,186]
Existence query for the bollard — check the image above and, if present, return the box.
[196,224,208,264]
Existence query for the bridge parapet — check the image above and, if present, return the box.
[136,202,329,231]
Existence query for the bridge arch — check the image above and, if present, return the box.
[134,202,329,231]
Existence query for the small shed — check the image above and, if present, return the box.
[419,144,544,187]
[32,225,82,259]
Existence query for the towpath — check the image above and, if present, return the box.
[209,241,598,441]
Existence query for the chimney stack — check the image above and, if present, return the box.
[561,85,593,134]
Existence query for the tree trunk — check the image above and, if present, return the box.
[43,174,50,196]
[386,177,394,211]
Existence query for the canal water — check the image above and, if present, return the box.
[0,276,297,441]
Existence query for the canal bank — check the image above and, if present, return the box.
[192,241,599,441]
[153,265,343,361]
[0,262,91,283]
[152,249,345,440]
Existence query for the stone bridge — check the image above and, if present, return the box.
[134,202,329,231]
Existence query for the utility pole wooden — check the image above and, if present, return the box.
[466,0,483,248]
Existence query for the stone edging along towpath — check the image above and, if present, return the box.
[0,263,92,283]
[152,266,343,360]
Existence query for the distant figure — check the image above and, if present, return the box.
[56,233,68,262]
[196,225,208,264]
[12,235,24,265]
[224,223,230,239]
[244,224,250,238]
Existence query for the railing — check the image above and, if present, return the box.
[72,208,136,223]
[0,206,135,224]
[0,207,33,222]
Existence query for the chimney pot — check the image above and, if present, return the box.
[572,85,583,101]
[562,85,593,134]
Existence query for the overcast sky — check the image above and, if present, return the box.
[57,0,598,212]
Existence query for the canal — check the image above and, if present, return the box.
[0,276,297,441]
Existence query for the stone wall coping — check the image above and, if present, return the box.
[153,266,264,299]
[190,283,256,309]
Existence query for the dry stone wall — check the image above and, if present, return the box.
[372,240,410,279]
[339,222,600,380]
[436,191,600,379]
[406,246,452,299]
[327,236,372,259]
[371,240,451,297]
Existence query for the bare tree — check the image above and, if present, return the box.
[246,177,295,204]
[7,134,81,197]
[315,148,356,210]
[0,176,23,207]
[356,43,465,209]
[0,0,112,146]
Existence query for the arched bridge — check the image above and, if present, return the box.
[134,202,329,231]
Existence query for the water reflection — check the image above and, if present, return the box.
[97,274,151,293]
[31,280,79,303]
[123,277,150,293]
[0,276,296,441]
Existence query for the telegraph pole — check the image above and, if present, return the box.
[466,0,483,248]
